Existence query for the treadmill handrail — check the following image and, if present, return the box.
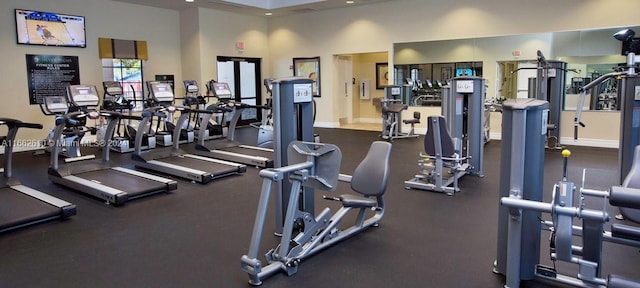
[0,118,43,178]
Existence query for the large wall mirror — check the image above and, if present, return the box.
[393,26,638,111]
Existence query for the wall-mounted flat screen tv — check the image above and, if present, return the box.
[15,9,86,48]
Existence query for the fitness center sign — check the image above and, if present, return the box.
[26,54,80,105]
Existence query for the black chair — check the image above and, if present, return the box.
[402,111,421,137]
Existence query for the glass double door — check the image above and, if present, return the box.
[216,56,262,126]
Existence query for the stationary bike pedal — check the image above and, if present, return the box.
[535,265,557,278]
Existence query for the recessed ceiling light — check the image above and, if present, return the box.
[346,1,355,4]
[186,0,194,2]
[265,12,273,16]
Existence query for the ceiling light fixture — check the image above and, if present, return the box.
[186,0,194,2]
[265,12,273,16]
[346,1,355,3]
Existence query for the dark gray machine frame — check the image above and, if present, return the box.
[271,77,317,235]
[535,51,567,150]
[442,76,486,176]
[48,85,178,205]
[0,118,75,232]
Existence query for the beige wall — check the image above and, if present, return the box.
[1,0,638,146]
[1,0,181,142]
[351,52,387,122]
[193,8,270,97]
[267,0,640,143]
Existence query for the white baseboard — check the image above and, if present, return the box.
[353,118,379,124]
[488,133,617,148]
[560,137,618,148]
[314,121,339,128]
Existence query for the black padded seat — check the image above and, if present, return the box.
[339,194,377,208]
[611,223,640,242]
[403,111,421,125]
[403,119,420,125]
[425,116,456,157]
[608,274,640,288]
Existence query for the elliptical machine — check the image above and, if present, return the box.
[101,81,155,153]
[183,80,224,141]
[146,81,194,146]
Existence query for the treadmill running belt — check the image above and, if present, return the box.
[220,146,273,160]
[0,188,61,231]
[76,169,168,196]
[160,156,241,177]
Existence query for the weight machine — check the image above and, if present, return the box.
[495,98,640,287]
[404,77,485,195]
[535,51,567,150]
[380,85,419,141]
[574,52,640,223]
[240,140,392,285]
[240,77,392,285]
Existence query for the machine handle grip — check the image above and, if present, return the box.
[18,123,43,130]
[0,118,43,130]
[98,110,122,119]
[189,108,214,114]
[57,111,85,126]
[120,114,143,121]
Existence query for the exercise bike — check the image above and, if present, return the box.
[38,94,95,162]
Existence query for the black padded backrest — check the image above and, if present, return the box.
[424,116,455,157]
[351,141,392,197]
[623,145,640,188]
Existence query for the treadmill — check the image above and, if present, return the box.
[0,118,75,233]
[48,85,178,205]
[194,82,275,168]
[132,82,247,184]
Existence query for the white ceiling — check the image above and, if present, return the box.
[111,0,394,17]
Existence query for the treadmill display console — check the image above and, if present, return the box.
[67,85,100,107]
[43,96,68,113]
[149,82,175,103]
[213,83,232,99]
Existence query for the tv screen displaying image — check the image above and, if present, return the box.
[15,9,86,48]
[456,68,474,77]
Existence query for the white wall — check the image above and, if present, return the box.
[1,0,181,142]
